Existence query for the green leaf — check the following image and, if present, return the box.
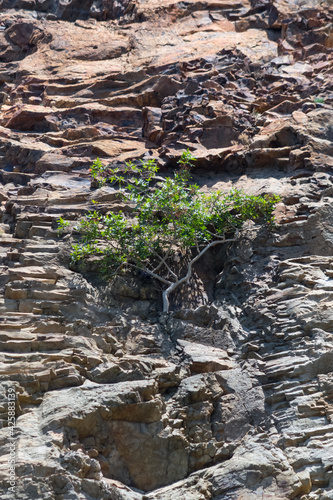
[69,153,280,308]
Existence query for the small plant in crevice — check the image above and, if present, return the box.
[313,97,325,104]
[57,216,70,236]
[60,150,280,313]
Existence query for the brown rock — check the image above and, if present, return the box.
[0,1,333,499]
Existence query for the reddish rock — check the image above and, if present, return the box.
[0,1,332,499]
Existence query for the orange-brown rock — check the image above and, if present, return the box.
[0,1,333,499]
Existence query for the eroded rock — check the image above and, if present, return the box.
[0,0,333,498]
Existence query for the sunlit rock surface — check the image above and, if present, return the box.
[0,0,333,498]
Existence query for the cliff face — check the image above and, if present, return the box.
[0,1,333,498]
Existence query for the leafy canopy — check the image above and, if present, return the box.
[59,151,280,312]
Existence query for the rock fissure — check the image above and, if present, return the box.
[0,0,333,499]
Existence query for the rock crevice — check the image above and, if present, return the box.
[0,0,333,498]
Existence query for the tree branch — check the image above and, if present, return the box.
[162,232,238,312]
[127,262,173,286]
[150,247,178,280]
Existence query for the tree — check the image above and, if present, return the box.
[61,151,279,313]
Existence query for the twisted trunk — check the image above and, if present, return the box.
[161,236,238,312]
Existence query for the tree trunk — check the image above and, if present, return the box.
[160,236,238,313]
[162,281,179,313]
[162,289,170,313]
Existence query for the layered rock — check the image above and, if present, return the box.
[0,0,333,499]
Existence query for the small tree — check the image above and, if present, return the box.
[62,151,279,313]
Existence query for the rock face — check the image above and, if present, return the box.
[1,0,132,20]
[0,0,333,498]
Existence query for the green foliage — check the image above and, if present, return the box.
[68,152,280,296]
[313,97,325,104]
[91,155,159,190]
[177,148,197,170]
[90,158,106,183]
[57,216,70,236]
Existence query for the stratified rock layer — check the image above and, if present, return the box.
[0,0,333,498]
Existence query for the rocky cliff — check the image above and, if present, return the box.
[0,0,333,498]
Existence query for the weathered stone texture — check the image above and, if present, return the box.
[0,0,333,498]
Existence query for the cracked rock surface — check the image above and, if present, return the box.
[0,0,333,498]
